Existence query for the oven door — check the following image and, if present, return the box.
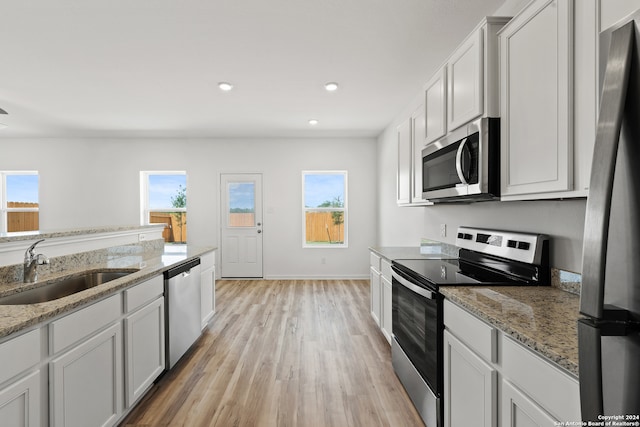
[391,266,443,395]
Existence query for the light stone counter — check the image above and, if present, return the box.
[0,244,215,340]
[440,285,580,377]
[0,224,164,244]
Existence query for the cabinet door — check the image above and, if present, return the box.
[424,67,447,144]
[448,28,484,131]
[369,266,381,326]
[51,323,123,427]
[501,380,558,427]
[500,0,573,198]
[125,297,165,408]
[381,276,392,345]
[200,266,215,329]
[444,330,497,427]
[0,371,40,427]
[397,117,412,205]
[411,104,429,204]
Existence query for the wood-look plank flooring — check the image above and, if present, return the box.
[120,279,425,427]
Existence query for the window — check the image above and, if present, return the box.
[227,182,256,227]
[141,171,187,244]
[1,171,39,233]
[302,171,347,247]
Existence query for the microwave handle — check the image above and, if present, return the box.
[455,137,469,185]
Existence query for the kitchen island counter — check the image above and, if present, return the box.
[0,244,215,339]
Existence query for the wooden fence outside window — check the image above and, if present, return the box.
[6,202,39,232]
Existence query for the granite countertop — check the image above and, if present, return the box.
[441,285,580,377]
[0,224,165,244]
[0,245,215,339]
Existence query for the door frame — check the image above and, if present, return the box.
[219,172,264,278]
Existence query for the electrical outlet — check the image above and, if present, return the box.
[440,224,447,237]
[138,233,147,242]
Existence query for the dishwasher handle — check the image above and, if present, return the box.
[164,257,201,280]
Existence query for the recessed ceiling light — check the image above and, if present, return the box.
[308,119,319,126]
[324,82,339,92]
[218,82,233,91]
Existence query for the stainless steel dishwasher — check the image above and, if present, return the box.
[164,257,201,369]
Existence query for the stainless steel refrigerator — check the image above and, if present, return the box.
[579,9,640,422]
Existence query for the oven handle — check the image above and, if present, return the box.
[392,271,434,299]
[455,137,469,185]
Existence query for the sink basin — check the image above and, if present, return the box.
[0,269,137,305]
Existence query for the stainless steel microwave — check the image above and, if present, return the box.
[422,117,500,202]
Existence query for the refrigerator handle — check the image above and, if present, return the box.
[578,319,604,421]
[580,21,635,318]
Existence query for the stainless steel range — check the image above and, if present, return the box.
[391,227,550,427]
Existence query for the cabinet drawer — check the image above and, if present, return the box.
[200,252,215,270]
[444,300,497,363]
[380,258,392,282]
[501,335,580,422]
[50,293,121,354]
[124,275,163,313]
[0,329,41,385]
[369,252,381,271]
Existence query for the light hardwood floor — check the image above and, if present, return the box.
[120,279,425,427]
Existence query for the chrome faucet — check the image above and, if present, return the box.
[24,239,50,283]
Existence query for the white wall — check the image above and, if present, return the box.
[1,137,377,279]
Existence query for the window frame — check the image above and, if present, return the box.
[140,171,187,240]
[1,171,40,233]
[301,170,348,248]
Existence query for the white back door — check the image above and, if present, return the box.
[220,173,263,278]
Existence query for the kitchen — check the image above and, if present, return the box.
[0,0,639,426]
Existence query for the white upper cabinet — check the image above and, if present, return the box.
[448,28,484,131]
[424,66,447,144]
[411,104,430,205]
[397,117,412,205]
[421,17,508,148]
[500,0,574,198]
[446,18,510,134]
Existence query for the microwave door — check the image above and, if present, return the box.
[422,140,468,199]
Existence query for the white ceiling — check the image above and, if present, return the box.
[0,0,505,139]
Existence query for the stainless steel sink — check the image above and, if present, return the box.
[0,269,137,305]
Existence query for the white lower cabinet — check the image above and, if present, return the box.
[0,370,41,427]
[501,380,557,427]
[50,322,123,427]
[125,297,165,407]
[369,266,381,326]
[444,300,579,427]
[381,275,392,344]
[369,251,393,344]
[200,251,216,329]
[444,330,497,427]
